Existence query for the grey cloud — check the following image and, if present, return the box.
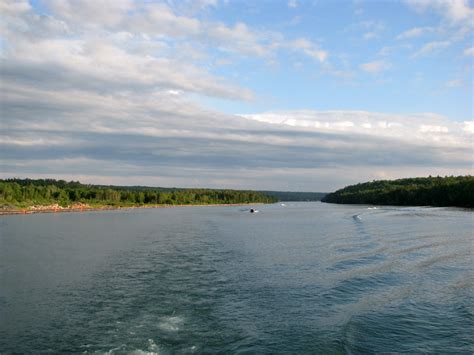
[2,80,472,188]
[0,50,253,101]
[1,1,472,191]
[1,125,471,175]
[0,0,328,103]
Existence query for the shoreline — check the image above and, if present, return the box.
[0,202,264,216]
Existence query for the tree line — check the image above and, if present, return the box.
[261,190,327,201]
[322,176,474,208]
[0,179,276,208]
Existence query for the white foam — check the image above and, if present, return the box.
[130,351,159,355]
[158,316,184,332]
[148,339,160,352]
[127,339,162,355]
[105,344,126,354]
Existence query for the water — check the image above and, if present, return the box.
[1,202,473,353]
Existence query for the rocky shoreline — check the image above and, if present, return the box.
[0,202,262,216]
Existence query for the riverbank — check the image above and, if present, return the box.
[0,202,264,216]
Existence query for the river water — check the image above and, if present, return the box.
[0,202,473,353]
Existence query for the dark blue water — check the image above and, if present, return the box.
[1,202,473,353]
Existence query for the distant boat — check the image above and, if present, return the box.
[250,208,259,213]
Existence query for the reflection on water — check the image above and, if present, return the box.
[1,203,473,353]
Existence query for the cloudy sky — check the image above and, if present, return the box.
[0,0,473,191]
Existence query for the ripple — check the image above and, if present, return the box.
[2,202,473,353]
[327,253,387,272]
[321,271,403,306]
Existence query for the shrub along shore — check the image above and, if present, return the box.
[0,178,276,215]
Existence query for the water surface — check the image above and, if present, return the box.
[1,202,473,353]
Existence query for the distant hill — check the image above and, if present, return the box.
[260,191,327,201]
[322,176,474,208]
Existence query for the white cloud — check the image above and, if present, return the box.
[363,32,378,40]
[0,0,329,104]
[404,0,473,57]
[173,0,219,16]
[45,0,134,27]
[288,38,328,62]
[2,1,296,101]
[405,0,474,25]
[36,0,328,63]
[419,125,449,133]
[208,21,268,56]
[352,20,385,41]
[2,36,253,100]
[464,47,474,56]
[360,60,391,74]
[413,40,450,57]
[463,121,474,133]
[445,79,463,88]
[396,26,434,39]
[0,0,31,15]
[241,110,472,149]
[358,20,385,31]
[288,0,298,8]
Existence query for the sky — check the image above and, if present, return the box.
[0,0,473,191]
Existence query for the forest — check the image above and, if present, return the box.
[0,179,276,209]
[322,176,474,208]
[261,190,326,201]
